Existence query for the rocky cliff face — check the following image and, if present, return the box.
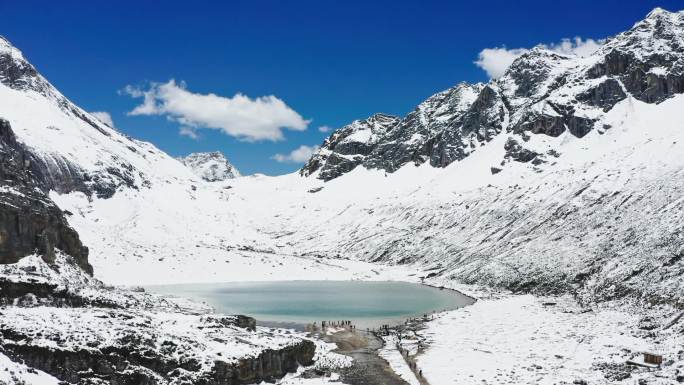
[301,113,399,180]
[1,308,315,385]
[0,118,91,273]
[0,253,317,385]
[302,8,684,180]
[180,151,241,181]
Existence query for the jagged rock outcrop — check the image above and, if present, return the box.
[303,8,684,181]
[0,118,91,273]
[180,151,241,182]
[587,8,684,103]
[0,304,315,385]
[1,336,314,385]
[364,83,499,172]
[0,254,317,384]
[301,113,399,180]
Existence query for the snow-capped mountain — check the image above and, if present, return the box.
[2,8,684,384]
[179,151,241,181]
[302,7,684,180]
[0,36,196,198]
[0,36,315,385]
[1,8,683,304]
[301,113,400,180]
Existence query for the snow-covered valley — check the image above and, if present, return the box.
[1,7,684,385]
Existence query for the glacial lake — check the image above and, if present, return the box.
[145,280,475,329]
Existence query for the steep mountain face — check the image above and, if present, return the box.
[0,118,91,273]
[0,36,196,199]
[179,151,241,181]
[301,113,399,180]
[364,83,501,172]
[302,7,684,180]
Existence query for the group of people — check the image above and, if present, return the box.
[320,320,355,330]
[398,344,424,378]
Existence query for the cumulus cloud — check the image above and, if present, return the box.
[90,111,115,128]
[272,145,318,163]
[318,125,333,133]
[123,80,310,142]
[475,37,604,79]
[474,47,528,79]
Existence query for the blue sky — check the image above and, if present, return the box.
[0,0,679,175]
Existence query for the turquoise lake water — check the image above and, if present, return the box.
[146,280,474,329]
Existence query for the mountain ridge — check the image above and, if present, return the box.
[301,7,684,181]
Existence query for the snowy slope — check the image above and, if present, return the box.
[271,94,684,305]
[52,93,684,308]
[1,9,684,384]
[0,352,59,385]
[179,151,241,181]
[0,36,198,198]
[2,10,684,308]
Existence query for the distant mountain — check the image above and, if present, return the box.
[179,151,241,181]
[302,7,684,180]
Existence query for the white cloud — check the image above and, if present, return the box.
[546,37,603,57]
[475,37,604,79]
[475,47,528,79]
[123,80,310,142]
[318,125,333,133]
[179,126,198,140]
[272,145,318,163]
[90,111,115,128]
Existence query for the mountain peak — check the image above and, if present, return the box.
[644,7,675,19]
[599,7,684,61]
[179,151,241,182]
[0,36,22,56]
[637,7,683,28]
[369,112,398,121]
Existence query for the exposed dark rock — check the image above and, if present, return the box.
[2,331,314,385]
[429,85,506,167]
[321,153,365,181]
[512,111,566,137]
[576,78,628,111]
[364,84,489,172]
[201,315,257,332]
[0,40,42,93]
[301,113,399,180]
[503,138,540,163]
[504,48,571,99]
[211,341,315,384]
[0,119,91,273]
[512,103,595,139]
[587,50,684,104]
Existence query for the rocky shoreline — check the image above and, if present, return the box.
[0,255,317,385]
